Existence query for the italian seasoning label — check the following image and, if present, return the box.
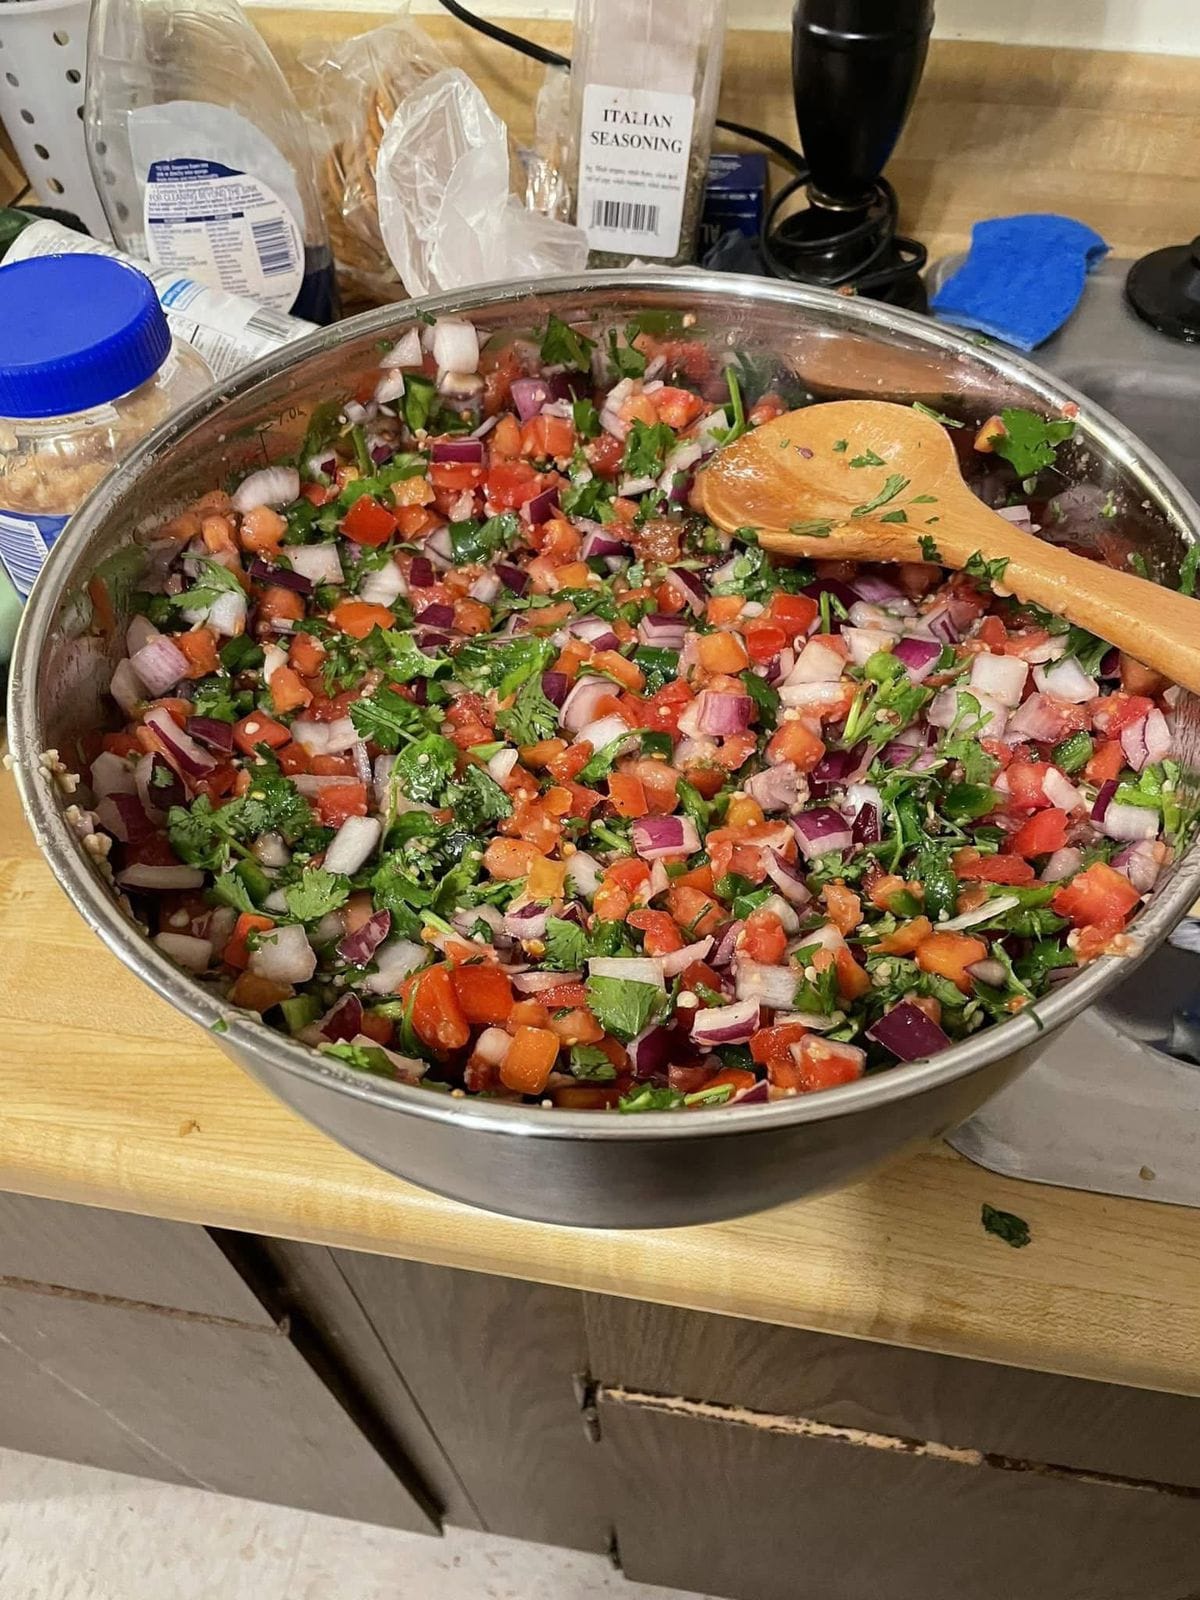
[577,84,696,259]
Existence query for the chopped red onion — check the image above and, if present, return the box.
[627,1024,679,1079]
[523,486,560,524]
[469,571,501,604]
[233,465,300,513]
[745,764,804,814]
[691,998,760,1047]
[638,613,688,649]
[145,706,217,780]
[1006,692,1071,744]
[867,1000,952,1061]
[710,920,744,968]
[117,862,205,891]
[580,527,626,561]
[1121,710,1168,773]
[505,902,550,941]
[408,555,437,589]
[1033,657,1097,705]
[496,563,529,595]
[511,376,550,421]
[562,675,615,733]
[109,658,145,718]
[541,670,571,709]
[792,808,854,859]
[694,691,752,737]
[186,716,235,753]
[850,573,905,604]
[1113,840,1164,893]
[424,525,454,568]
[568,614,619,651]
[1102,801,1159,842]
[339,909,392,966]
[765,850,812,907]
[130,635,190,697]
[248,558,312,595]
[663,567,707,614]
[631,815,701,859]
[431,437,484,465]
[416,602,455,629]
[319,993,364,1042]
[731,1077,770,1104]
[324,815,381,876]
[1092,779,1118,821]
[734,961,798,1011]
[126,614,160,657]
[153,930,213,972]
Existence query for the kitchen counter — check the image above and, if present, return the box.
[4,770,1200,1399]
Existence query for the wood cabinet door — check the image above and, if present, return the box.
[598,1390,1200,1600]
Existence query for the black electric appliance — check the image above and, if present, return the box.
[762,0,933,308]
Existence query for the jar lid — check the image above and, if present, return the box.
[0,255,172,419]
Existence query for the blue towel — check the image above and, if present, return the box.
[931,214,1109,351]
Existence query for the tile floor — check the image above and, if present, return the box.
[0,1447,716,1600]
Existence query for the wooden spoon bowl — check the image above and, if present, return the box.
[697,399,1200,693]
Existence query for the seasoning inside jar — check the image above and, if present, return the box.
[0,254,212,612]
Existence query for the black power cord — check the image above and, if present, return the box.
[433,0,924,302]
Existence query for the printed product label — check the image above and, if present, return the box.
[577,84,695,258]
[3,220,314,381]
[143,158,305,314]
[0,508,69,599]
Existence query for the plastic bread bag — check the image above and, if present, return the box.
[300,13,451,306]
[376,67,588,297]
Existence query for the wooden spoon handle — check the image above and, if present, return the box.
[986,531,1200,693]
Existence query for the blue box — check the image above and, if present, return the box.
[699,153,767,253]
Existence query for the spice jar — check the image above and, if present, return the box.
[0,254,212,612]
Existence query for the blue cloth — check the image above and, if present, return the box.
[931,214,1109,351]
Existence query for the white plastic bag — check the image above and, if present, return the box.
[376,68,588,296]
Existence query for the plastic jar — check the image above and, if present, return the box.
[0,254,212,635]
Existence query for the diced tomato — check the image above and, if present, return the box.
[953,850,1036,886]
[916,931,989,992]
[1052,862,1141,930]
[667,885,726,939]
[784,1035,866,1093]
[499,1025,560,1095]
[1006,759,1052,810]
[628,909,685,956]
[636,679,695,734]
[288,631,326,676]
[224,912,275,970]
[232,712,291,754]
[429,462,484,492]
[767,719,825,773]
[228,971,292,1013]
[876,916,933,955]
[974,615,1008,650]
[703,1066,759,1097]
[823,883,862,935]
[833,945,871,1002]
[520,414,575,460]
[630,758,678,814]
[358,1010,394,1046]
[191,763,238,803]
[547,1007,605,1046]
[535,981,590,1009]
[585,432,624,479]
[239,505,287,553]
[310,753,356,776]
[608,772,649,817]
[1085,739,1125,785]
[551,1084,622,1110]
[1011,807,1069,858]
[697,631,750,675]
[743,620,789,664]
[450,966,515,1026]
[409,965,470,1054]
[486,460,542,509]
[395,505,441,539]
[269,665,312,714]
[330,599,396,639]
[726,795,765,829]
[766,592,819,637]
[751,1022,809,1072]
[314,780,368,827]
[300,481,334,507]
[607,858,651,893]
[1092,692,1154,737]
[102,731,142,759]
[341,494,398,546]
[257,585,305,626]
[483,837,541,880]
[653,386,705,429]
[175,628,221,678]
[276,741,310,775]
[741,907,788,965]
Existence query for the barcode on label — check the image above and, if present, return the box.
[589,198,660,235]
[246,307,298,341]
[250,218,294,277]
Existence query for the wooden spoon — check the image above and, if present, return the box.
[697,398,1200,693]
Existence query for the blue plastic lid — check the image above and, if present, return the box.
[0,255,172,419]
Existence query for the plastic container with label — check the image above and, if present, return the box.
[0,254,212,636]
[569,0,727,268]
[83,0,339,325]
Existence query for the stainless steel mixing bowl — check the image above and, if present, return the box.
[11,271,1200,1228]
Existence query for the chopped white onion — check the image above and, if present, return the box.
[574,713,632,752]
[358,560,406,607]
[431,318,480,376]
[381,327,423,369]
[1042,766,1084,812]
[587,956,665,988]
[90,750,138,801]
[940,894,1020,931]
[324,816,381,876]
[843,627,895,667]
[374,371,406,406]
[109,658,144,717]
[1041,846,1082,883]
[1034,657,1097,704]
[233,466,300,513]
[1103,802,1160,842]
[969,652,1028,708]
[786,638,847,684]
[250,924,316,985]
[565,852,603,899]
[734,960,798,1010]
[206,587,248,638]
[363,940,429,995]
[287,544,345,586]
[153,931,213,972]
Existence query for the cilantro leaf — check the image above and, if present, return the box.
[350,686,436,751]
[541,315,596,372]
[167,797,236,871]
[621,418,676,480]
[618,1083,684,1113]
[542,917,589,971]
[393,734,458,805]
[918,534,942,562]
[449,764,513,828]
[586,975,665,1041]
[607,327,647,379]
[851,474,909,518]
[912,402,965,428]
[449,513,520,566]
[579,730,672,784]
[321,1041,396,1077]
[964,551,1011,588]
[370,630,452,683]
[981,1202,1031,1248]
[496,672,558,746]
[991,408,1074,482]
[849,449,885,468]
[572,398,601,438]
[569,1044,617,1081]
[285,867,351,924]
[740,669,780,730]
[455,634,553,698]
[190,675,244,723]
[1062,625,1110,677]
[1180,543,1200,598]
[168,558,244,614]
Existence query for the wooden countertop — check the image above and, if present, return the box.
[4,771,1200,1398]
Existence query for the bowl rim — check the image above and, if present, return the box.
[11,267,1200,1143]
